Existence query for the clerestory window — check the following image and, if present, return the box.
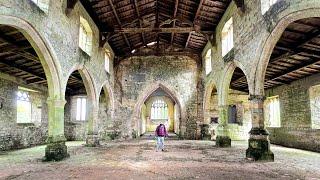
[261,0,279,14]
[205,49,212,75]
[221,18,233,57]
[30,0,50,12]
[79,16,93,56]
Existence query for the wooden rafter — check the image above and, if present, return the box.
[108,27,214,34]
[0,33,83,84]
[107,0,131,50]
[133,0,146,46]
[171,0,179,45]
[156,0,159,49]
[232,22,320,90]
[185,0,204,49]
[0,60,46,82]
[79,0,111,32]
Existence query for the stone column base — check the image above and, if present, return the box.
[86,134,100,147]
[246,129,274,161]
[44,142,69,161]
[216,135,231,147]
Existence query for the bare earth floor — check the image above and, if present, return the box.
[0,139,320,180]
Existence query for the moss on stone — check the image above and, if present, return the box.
[44,142,69,161]
[246,138,274,161]
[216,135,231,147]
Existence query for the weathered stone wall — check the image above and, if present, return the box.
[114,56,202,139]
[0,0,115,148]
[64,96,88,141]
[265,73,320,152]
[0,77,48,151]
[208,90,251,140]
[97,92,115,140]
[203,0,320,150]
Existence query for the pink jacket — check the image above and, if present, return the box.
[155,124,168,137]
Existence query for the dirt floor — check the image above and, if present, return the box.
[0,139,320,180]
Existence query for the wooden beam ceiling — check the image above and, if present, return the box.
[185,0,204,49]
[230,17,320,91]
[107,27,214,34]
[84,0,231,58]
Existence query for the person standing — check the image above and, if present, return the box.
[155,123,168,152]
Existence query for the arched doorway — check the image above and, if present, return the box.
[97,82,115,140]
[132,83,184,137]
[203,80,219,140]
[63,68,98,146]
[215,63,252,147]
[142,88,176,134]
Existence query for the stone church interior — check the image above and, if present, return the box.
[0,0,320,179]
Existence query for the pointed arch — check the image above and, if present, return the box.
[98,80,115,119]
[219,61,251,106]
[255,8,320,95]
[131,82,186,135]
[0,15,63,99]
[203,78,218,124]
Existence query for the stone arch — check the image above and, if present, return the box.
[131,82,186,136]
[219,61,251,106]
[98,80,115,119]
[64,66,98,137]
[255,8,320,95]
[203,77,218,124]
[64,65,97,104]
[0,15,62,99]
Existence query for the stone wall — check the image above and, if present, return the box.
[0,77,48,151]
[114,56,202,139]
[64,96,88,141]
[265,73,320,152]
[208,90,251,140]
[202,0,320,152]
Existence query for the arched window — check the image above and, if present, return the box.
[17,90,32,123]
[31,0,50,12]
[265,96,281,127]
[261,0,279,14]
[151,99,168,120]
[79,16,93,56]
[205,49,212,75]
[75,96,87,121]
[221,18,233,57]
[105,50,110,73]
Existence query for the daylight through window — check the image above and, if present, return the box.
[266,96,281,127]
[76,97,87,121]
[261,0,279,14]
[17,90,32,123]
[31,0,50,12]
[221,18,233,57]
[79,17,93,55]
[151,99,168,120]
[205,49,212,75]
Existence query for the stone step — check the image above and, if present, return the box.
[139,132,180,140]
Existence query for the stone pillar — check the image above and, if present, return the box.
[246,95,274,161]
[45,98,69,161]
[200,124,211,140]
[216,105,231,147]
[86,102,100,146]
